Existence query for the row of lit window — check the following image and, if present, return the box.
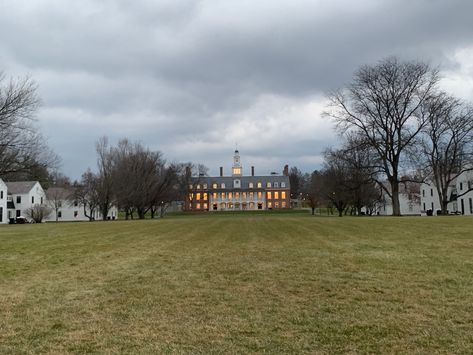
[192,201,287,210]
[191,181,286,190]
[190,191,287,201]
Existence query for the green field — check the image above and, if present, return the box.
[1,213,473,354]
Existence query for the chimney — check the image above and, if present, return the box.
[251,166,255,176]
[283,165,289,176]
[220,166,223,177]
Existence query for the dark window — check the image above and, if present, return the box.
[460,182,463,191]
[41,197,43,204]
[32,196,34,204]
[461,199,465,215]
[16,210,21,217]
[423,203,425,211]
[0,191,3,199]
[430,189,433,196]
[74,201,78,207]
[470,198,472,214]
[74,211,78,217]
[16,196,21,204]
[0,207,3,222]
[58,211,62,218]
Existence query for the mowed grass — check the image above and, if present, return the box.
[1,213,473,354]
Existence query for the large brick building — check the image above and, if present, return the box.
[187,150,290,211]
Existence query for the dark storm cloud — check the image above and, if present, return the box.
[1,0,473,178]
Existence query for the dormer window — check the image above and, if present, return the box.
[267,182,271,188]
[281,182,286,188]
[221,183,226,189]
[234,179,241,188]
[249,182,254,188]
[274,182,279,188]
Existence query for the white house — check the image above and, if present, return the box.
[43,186,119,222]
[376,182,421,216]
[421,170,473,215]
[0,178,8,224]
[5,181,46,221]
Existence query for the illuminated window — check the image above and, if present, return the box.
[249,192,254,199]
[212,183,218,189]
[233,167,241,175]
[235,192,240,199]
[212,192,217,200]
[203,193,208,200]
[267,192,272,199]
[257,191,263,199]
[249,182,254,188]
[267,202,272,208]
[275,202,279,208]
[189,193,194,200]
[267,182,271,188]
[228,192,233,199]
[274,191,279,199]
[282,201,286,208]
[196,203,201,209]
[203,203,208,209]
[196,193,201,200]
[221,192,226,199]
[221,183,225,188]
[242,192,247,199]
[257,182,262,188]
[228,202,233,209]
[281,191,286,199]
[281,182,286,188]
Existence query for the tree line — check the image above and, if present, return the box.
[292,57,473,216]
[3,57,473,218]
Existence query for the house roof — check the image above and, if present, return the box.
[191,175,290,188]
[45,187,76,200]
[5,181,39,194]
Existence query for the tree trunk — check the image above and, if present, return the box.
[311,207,315,215]
[391,181,401,216]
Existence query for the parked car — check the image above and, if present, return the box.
[15,216,29,224]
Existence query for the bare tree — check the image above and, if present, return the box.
[326,57,439,215]
[95,137,114,220]
[46,187,73,222]
[419,93,473,214]
[0,72,59,177]
[24,205,52,223]
[73,170,99,221]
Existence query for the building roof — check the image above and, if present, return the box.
[45,187,76,200]
[191,174,290,188]
[5,181,39,194]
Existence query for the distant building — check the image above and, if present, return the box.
[5,181,46,221]
[420,170,473,215]
[375,181,421,216]
[187,150,291,211]
[0,178,7,223]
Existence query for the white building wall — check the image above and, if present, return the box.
[456,171,473,215]
[8,182,46,219]
[0,179,7,224]
[378,193,421,216]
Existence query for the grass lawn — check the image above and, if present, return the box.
[1,213,473,353]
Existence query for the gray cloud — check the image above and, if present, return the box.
[1,0,473,179]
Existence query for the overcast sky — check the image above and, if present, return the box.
[1,0,473,179]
